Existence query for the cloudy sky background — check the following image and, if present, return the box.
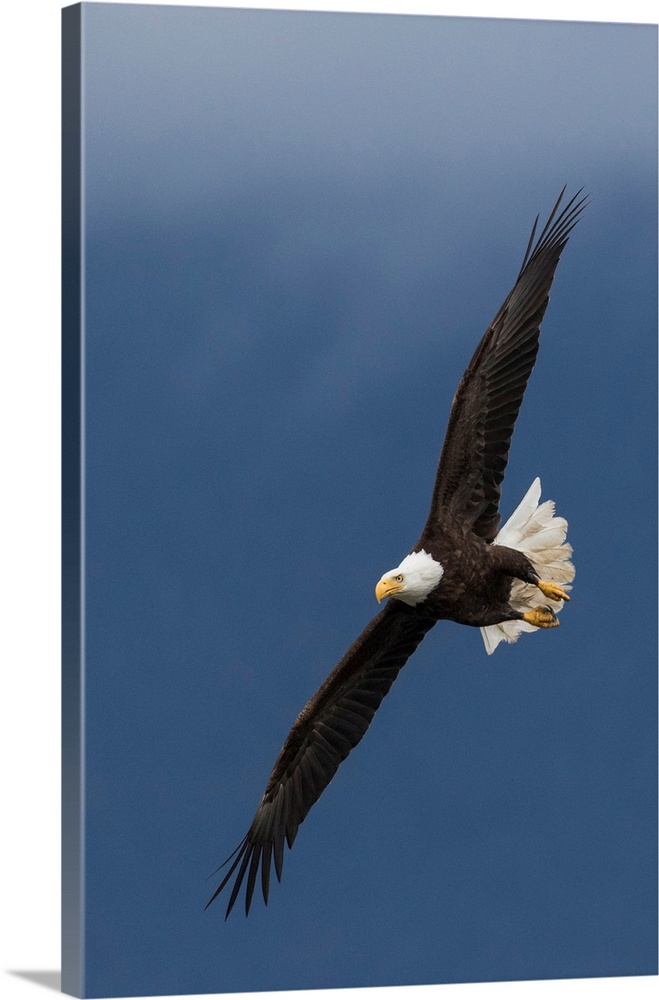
[1,3,657,1000]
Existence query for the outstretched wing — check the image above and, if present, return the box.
[425,188,587,544]
[207,601,436,918]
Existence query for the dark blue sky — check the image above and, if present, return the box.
[77,4,656,996]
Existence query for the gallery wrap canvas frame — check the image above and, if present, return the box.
[62,3,658,997]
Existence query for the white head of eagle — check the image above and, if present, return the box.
[375,549,444,607]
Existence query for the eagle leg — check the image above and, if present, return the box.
[522,607,559,628]
[536,580,571,603]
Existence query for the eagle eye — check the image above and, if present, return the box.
[395,574,404,582]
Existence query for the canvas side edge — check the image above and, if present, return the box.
[61,5,84,997]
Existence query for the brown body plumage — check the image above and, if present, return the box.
[412,526,541,627]
[207,188,587,918]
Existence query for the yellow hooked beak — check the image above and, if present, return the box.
[375,576,404,603]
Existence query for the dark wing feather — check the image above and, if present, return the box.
[206,601,436,918]
[424,188,588,543]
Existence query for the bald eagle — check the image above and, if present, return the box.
[208,188,587,918]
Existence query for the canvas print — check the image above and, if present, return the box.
[62,3,658,997]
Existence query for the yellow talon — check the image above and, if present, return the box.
[537,580,571,603]
[523,607,559,629]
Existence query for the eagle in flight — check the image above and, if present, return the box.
[207,187,587,918]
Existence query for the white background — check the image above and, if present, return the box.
[0,2,656,999]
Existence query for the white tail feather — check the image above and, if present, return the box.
[481,478,575,654]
